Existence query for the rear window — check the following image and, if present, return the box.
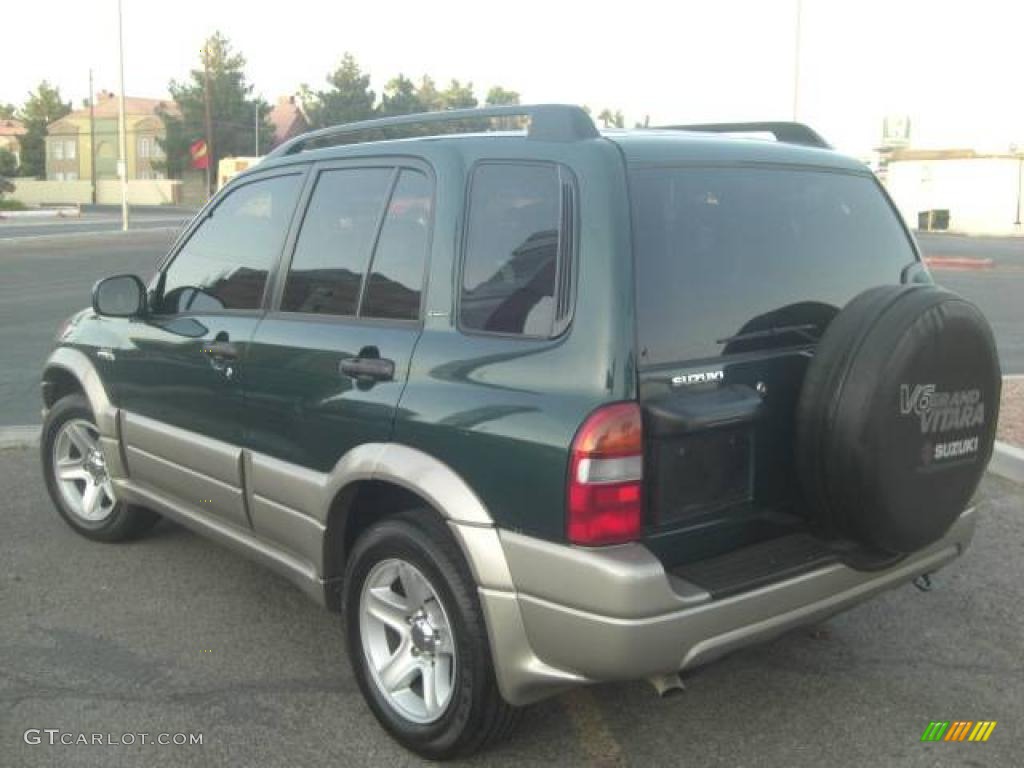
[629,166,917,366]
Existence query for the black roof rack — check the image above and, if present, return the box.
[267,104,599,158]
[658,121,831,149]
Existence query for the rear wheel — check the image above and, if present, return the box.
[41,394,159,541]
[343,511,518,759]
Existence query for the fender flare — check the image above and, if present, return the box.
[41,347,119,438]
[321,442,515,592]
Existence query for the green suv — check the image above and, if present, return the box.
[40,105,1001,759]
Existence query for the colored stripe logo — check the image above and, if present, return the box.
[921,721,997,742]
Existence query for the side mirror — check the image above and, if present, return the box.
[92,274,147,318]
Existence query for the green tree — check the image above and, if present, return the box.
[598,108,624,129]
[484,86,519,106]
[161,32,274,186]
[0,103,17,119]
[302,53,375,129]
[16,81,71,178]
[437,79,477,111]
[0,147,18,177]
[377,75,424,117]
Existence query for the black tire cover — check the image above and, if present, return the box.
[796,284,1001,554]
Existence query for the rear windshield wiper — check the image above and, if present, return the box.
[716,323,820,346]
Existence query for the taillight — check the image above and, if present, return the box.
[567,402,643,545]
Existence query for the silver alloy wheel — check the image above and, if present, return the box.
[359,558,457,724]
[52,418,117,523]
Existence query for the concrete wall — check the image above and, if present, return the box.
[9,180,93,205]
[885,158,1023,235]
[10,179,182,206]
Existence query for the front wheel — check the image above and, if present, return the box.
[342,511,518,759]
[41,393,159,542]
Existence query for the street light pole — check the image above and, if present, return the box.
[116,0,129,231]
[255,103,259,156]
[203,48,214,197]
[792,0,803,121]
[88,68,96,205]
[1012,144,1022,228]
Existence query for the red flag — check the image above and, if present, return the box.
[190,139,209,170]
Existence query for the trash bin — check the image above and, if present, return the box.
[917,209,950,231]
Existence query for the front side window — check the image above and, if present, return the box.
[65,140,76,160]
[281,168,393,316]
[156,173,302,313]
[460,163,566,336]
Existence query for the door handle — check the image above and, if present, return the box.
[202,341,238,360]
[339,356,395,382]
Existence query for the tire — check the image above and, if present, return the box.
[796,285,1001,554]
[41,393,159,542]
[343,510,518,759]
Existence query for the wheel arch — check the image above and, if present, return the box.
[320,443,514,609]
[41,347,118,437]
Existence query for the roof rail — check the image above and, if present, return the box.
[658,121,831,149]
[267,104,599,158]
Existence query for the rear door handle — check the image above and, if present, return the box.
[339,356,395,381]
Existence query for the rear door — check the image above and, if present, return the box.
[241,159,433,471]
[628,165,919,564]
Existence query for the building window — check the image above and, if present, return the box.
[66,172,78,181]
[139,137,151,158]
[53,141,64,160]
[55,171,64,181]
[65,140,76,160]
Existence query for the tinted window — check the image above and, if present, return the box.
[158,174,302,313]
[281,168,393,316]
[630,167,916,366]
[361,170,432,320]
[460,163,560,336]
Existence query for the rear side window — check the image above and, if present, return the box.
[361,169,432,320]
[157,174,302,313]
[460,163,575,337]
[629,167,917,366]
[282,168,393,316]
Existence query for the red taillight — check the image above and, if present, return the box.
[567,402,643,546]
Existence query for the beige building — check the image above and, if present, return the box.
[46,92,180,182]
[0,118,26,168]
[884,148,1024,235]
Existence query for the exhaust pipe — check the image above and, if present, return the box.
[648,673,686,697]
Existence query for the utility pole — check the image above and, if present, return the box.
[792,0,803,121]
[88,68,96,205]
[116,0,129,230]
[203,46,214,197]
[255,103,259,156]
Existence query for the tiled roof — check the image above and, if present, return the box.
[0,119,26,137]
[269,95,308,148]
[65,92,181,121]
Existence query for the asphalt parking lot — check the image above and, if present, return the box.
[1,443,1020,767]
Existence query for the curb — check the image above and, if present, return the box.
[990,441,1024,485]
[0,206,81,220]
[0,425,40,449]
[923,256,995,270]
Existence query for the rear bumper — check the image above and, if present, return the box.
[478,507,976,705]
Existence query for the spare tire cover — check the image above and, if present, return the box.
[796,284,1001,554]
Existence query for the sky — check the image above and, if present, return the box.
[2,0,1021,157]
